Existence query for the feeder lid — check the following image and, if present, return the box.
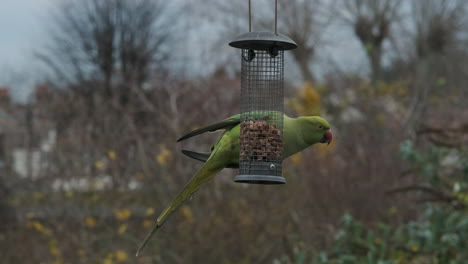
[229,31,297,50]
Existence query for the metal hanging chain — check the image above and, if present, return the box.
[248,0,278,33]
[275,0,277,34]
[249,0,252,32]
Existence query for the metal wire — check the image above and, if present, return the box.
[275,0,277,34]
[239,49,284,177]
[248,0,278,34]
[249,0,251,32]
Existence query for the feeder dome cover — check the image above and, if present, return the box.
[229,31,297,51]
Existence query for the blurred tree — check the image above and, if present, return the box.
[338,0,402,81]
[33,0,180,189]
[412,0,466,59]
[402,0,468,128]
[38,0,174,98]
[277,0,328,83]
[0,179,15,227]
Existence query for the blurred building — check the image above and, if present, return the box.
[0,87,15,172]
[0,84,58,180]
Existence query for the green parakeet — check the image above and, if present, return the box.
[136,112,332,256]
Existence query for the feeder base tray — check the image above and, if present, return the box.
[234,174,286,184]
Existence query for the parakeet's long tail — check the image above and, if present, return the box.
[181,150,211,162]
[135,160,223,257]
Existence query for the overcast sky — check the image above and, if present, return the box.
[0,0,53,102]
[0,0,367,103]
[1,0,57,65]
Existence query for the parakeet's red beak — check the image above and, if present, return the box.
[320,130,333,145]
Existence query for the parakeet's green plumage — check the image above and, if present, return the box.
[136,113,332,256]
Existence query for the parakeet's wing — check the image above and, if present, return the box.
[176,114,241,142]
[176,112,276,142]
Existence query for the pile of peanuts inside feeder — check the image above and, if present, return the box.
[240,119,283,161]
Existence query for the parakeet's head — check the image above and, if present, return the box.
[300,116,333,145]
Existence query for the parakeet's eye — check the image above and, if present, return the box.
[318,125,323,129]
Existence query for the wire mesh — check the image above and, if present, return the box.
[239,49,284,179]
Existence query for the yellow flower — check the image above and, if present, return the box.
[411,246,419,252]
[50,246,60,257]
[91,193,100,202]
[77,249,86,257]
[29,221,52,236]
[180,205,194,223]
[156,148,172,166]
[49,239,61,257]
[117,224,127,234]
[26,212,35,219]
[455,192,468,205]
[136,172,145,180]
[33,192,45,200]
[108,151,117,160]
[290,153,302,165]
[289,81,321,116]
[375,113,386,125]
[145,207,155,216]
[103,253,114,264]
[114,209,131,221]
[85,216,97,228]
[8,197,19,206]
[114,250,128,262]
[95,160,105,170]
[374,238,382,245]
[65,191,74,198]
[436,77,446,86]
[143,220,153,228]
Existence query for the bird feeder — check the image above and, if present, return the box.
[230,0,297,184]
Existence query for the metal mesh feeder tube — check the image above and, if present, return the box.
[230,32,296,184]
